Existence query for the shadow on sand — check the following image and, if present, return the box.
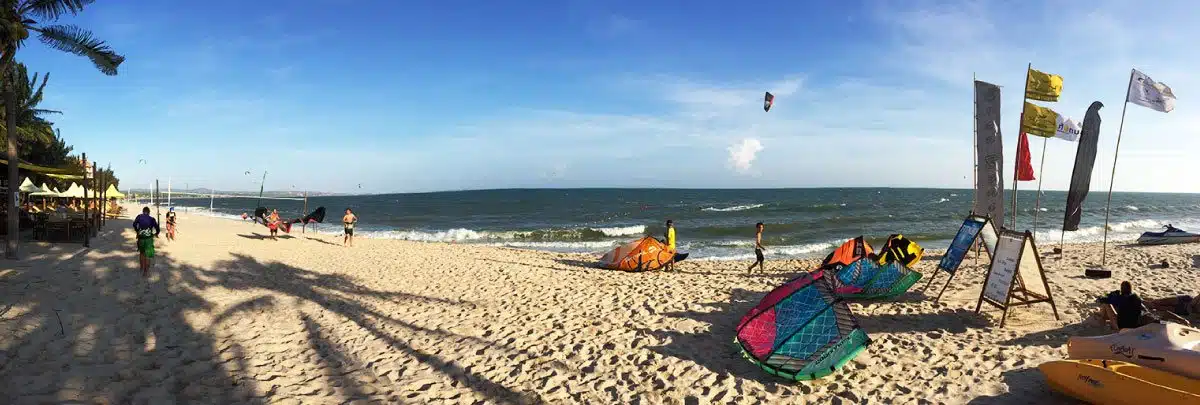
[633,288,806,387]
[236,233,295,240]
[0,224,540,404]
[964,367,1069,404]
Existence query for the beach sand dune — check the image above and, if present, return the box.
[2,208,1198,404]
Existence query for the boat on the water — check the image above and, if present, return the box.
[1137,224,1200,245]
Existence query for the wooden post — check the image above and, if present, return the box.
[302,192,308,233]
[82,153,90,248]
[92,163,99,236]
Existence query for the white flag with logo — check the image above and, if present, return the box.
[1054,115,1081,141]
[1128,69,1176,113]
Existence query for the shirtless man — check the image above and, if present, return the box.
[343,208,358,247]
[747,222,765,274]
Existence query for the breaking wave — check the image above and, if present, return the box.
[702,203,764,212]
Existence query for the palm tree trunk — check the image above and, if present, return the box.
[5,72,17,259]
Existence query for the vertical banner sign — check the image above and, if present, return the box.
[1063,101,1104,231]
[973,81,1005,224]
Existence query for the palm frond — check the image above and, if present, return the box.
[31,24,123,75]
[20,0,94,21]
[29,108,60,115]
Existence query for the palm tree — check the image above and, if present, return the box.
[0,1,124,258]
[1,62,60,151]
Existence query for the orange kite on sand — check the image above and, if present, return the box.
[599,236,688,272]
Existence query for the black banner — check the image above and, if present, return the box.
[1063,101,1104,231]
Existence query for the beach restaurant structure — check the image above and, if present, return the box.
[0,155,121,249]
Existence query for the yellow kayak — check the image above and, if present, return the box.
[1039,359,1200,405]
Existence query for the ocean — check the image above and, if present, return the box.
[164,188,1200,261]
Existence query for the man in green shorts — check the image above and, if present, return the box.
[132,207,161,277]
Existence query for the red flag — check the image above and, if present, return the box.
[1016,131,1036,181]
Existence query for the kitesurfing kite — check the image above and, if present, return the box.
[735,269,871,381]
[598,236,688,271]
[874,234,924,267]
[828,258,923,300]
[764,92,774,112]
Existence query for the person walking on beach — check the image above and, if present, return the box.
[343,208,358,247]
[165,207,177,241]
[133,207,160,277]
[267,209,281,240]
[747,222,765,274]
[664,219,677,271]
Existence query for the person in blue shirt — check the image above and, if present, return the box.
[132,207,160,277]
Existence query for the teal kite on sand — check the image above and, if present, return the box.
[830,258,924,300]
[734,269,871,381]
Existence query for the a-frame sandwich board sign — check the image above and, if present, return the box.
[974,229,1060,327]
[922,213,999,303]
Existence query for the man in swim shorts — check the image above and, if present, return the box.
[132,207,160,277]
[343,208,358,247]
[747,222,765,274]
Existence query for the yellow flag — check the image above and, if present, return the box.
[1021,102,1059,137]
[1025,68,1063,102]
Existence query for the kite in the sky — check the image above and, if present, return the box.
[137,159,146,164]
[764,92,774,112]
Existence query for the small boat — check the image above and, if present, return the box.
[1137,224,1200,245]
[1039,359,1200,405]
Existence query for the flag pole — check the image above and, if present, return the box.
[1010,63,1032,229]
[1032,137,1049,239]
[1099,69,1134,268]
[973,72,978,209]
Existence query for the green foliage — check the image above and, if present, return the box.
[0,0,125,192]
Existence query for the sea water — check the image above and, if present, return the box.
[167,188,1200,261]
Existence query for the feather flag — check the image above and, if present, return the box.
[1016,132,1036,181]
[1026,68,1064,102]
[1063,102,1104,231]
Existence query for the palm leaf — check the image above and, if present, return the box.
[20,0,94,21]
[31,24,123,75]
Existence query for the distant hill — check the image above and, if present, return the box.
[124,188,344,197]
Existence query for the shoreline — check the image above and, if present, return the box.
[160,202,1177,262]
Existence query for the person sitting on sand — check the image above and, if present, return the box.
[343,208,357,247]
[132,207,160,277]
[747,222,765,274]
[1145,293,1200,325]
[1097,281,1146,330]
[664,219,677,271]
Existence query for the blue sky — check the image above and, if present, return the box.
[17,0,1200,193]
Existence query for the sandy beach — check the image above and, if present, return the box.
[1,207,1198,404]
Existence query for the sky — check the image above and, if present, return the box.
[16,0,1200,194]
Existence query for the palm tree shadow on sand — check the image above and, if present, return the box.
[633,288,801,386]
[1,227,543,404]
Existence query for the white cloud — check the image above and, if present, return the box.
[727,138,764,174]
